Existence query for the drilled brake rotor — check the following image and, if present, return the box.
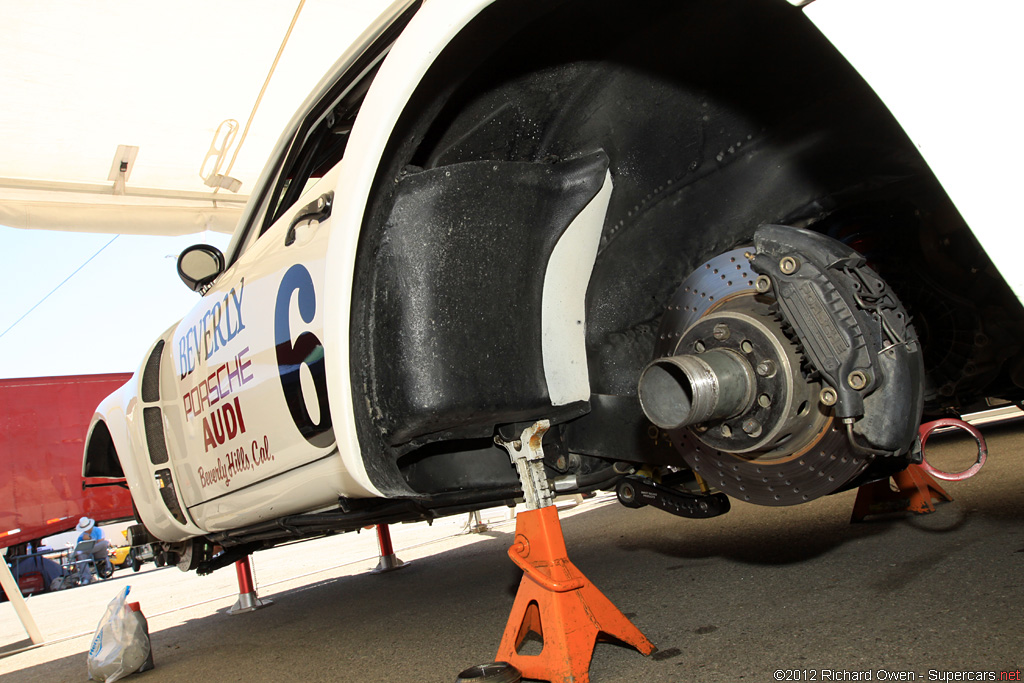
[652,248,870,506]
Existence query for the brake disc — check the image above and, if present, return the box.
[650,247,870,506]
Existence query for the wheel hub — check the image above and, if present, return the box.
[676,304,826,456]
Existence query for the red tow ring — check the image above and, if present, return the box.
[917,418,988,482]
[851,417,987,522]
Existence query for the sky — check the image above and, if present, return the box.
[0,226,231,378]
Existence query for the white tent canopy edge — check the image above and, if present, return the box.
[0,0,395,237]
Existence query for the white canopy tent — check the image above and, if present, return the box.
[0,1,396,382]
[0,0,394,237]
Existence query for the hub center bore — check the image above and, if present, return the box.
[640,297,826,458]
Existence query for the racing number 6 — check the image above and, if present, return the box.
[274,264,334,448]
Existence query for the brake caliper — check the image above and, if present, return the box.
[638,224,924,506]
[750,224,924,455]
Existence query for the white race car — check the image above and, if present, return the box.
[83,0,1024,572]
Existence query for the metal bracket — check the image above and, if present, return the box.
[615,475,731,519]
[495,420,554,510]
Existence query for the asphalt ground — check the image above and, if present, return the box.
[2,421,1022,683]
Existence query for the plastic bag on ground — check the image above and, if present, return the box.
[87,586,151,682]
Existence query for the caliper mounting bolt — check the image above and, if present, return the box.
[779,256,800,275]
[847,370,869,390]
[754,275,772,293]
[819,386,838,406]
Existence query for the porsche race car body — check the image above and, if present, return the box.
[83,0,1024,570]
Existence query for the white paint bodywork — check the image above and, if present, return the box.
[165,158,374,533]
[88,0,1022,541]
[803,0,1024,301]
[87,361,206,541]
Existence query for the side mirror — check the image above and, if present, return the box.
[177,244,225,292]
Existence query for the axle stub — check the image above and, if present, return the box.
[638,348,754,430]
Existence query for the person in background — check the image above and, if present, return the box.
[74,517,111,583]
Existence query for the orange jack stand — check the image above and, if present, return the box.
[850,464,953,523]
[496,505,654,683]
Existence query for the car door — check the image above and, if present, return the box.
[162,90,359,530]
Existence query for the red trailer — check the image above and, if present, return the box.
[0,373,135,550]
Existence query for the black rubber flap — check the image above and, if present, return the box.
[371,151,609,445]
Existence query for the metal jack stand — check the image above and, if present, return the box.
[463,510,490,534]
[371,524,409,573]
[851,418,987,523]
[850,464,953,522]
[463,420,654,683]
[228,556,273,615]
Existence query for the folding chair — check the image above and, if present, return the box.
[63,539,99,586]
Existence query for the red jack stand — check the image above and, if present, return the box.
[496,505,655,683]
[850,464,953,522]
[227,556,273,615]
[463,510,490,534]
[371,524,409,573]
